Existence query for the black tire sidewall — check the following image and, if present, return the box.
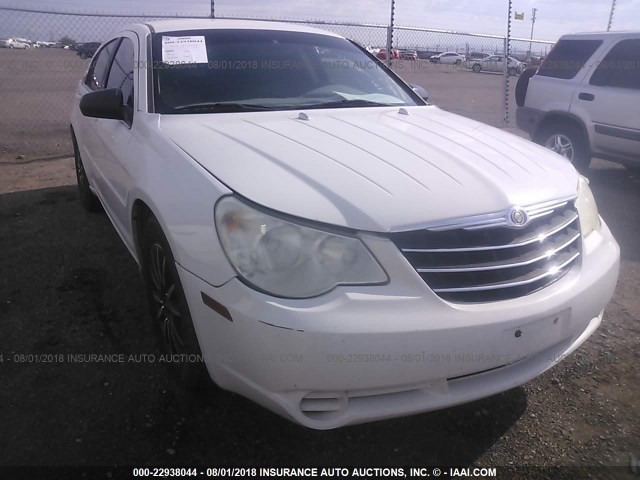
[515,67,537,107]
[140,216,210,389]
[72,133,100,212]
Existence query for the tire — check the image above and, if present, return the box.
[537,123,591,173]
[508,67,518,76]
[515,67,537,107]
[472,63,481,73]
[141,215,211,389]
[455,59,461,65]
[72,132,101,212]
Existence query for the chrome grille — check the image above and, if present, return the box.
[390,199,581,303]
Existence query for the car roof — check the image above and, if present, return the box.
[140,19,343,38]
[560,30,639,40]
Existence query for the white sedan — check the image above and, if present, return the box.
[71,19,619,429]
[0,37,30,49]
[429,51,465,64]
[472,55,526,75]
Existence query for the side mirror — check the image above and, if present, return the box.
[410,84,429,101]
[79,88,124,120]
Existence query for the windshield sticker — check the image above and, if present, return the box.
[162,36,208,64]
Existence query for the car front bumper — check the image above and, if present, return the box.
[178,220,619,429]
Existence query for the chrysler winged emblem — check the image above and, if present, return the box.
[508,207,528,227]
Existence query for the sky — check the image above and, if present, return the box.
[0,0,637,43]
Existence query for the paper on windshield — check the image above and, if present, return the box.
[162,36,208,63]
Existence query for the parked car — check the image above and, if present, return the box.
[512,53,545,67]
[472,55,526,75]
[376,47,400,60]
[416,50,435,59]
[75,42,101,59]
[14,38,33,48]
[517,31,640,173]
[399,49,418,60]
[0,37,30,49]
[466,52,491,61]
[71,19,619,430]
[430,51,465,64]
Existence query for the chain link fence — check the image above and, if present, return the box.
[0,6,558,159]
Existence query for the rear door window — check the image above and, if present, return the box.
[589,38,640,90]
[537,39,602,79]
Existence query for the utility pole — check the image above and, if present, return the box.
[528,8,537,54]
[607,0,616,31]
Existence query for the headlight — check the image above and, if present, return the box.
[214,196,388,298]
[575,176,600,238]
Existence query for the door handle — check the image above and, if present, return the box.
[578,92,595,101]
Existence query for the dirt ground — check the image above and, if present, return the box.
[1,157,638,479]
[0,48,639,479]
[0,48,514,161]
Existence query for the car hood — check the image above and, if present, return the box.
[159,105,578,232]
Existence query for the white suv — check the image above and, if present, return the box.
[517,31,640,172]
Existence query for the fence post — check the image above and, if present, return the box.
[503,0,513,127]
[607,0,616,31]
[210,0,215,18]
[386,0,395,67]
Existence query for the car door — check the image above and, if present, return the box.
[91,33,139,245]
[490,56,504,72]
[75,38,120,197]
[571,37,640,162]
[443,53,455,64]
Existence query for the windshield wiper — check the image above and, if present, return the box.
[173,102,275,113]
[299,99,399,109]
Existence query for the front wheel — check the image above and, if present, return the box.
[537,123,591,173]
[141,216,211,389]
[508,67,518,76]
[72,133,101,212]
[472,63,481,73]
[455,59,461,65]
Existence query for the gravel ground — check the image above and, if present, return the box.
[0,49,512,161]
[0,159,638,478]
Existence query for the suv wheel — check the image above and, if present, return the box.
[141,215,211,389]
[472,63,481,73]
[538,123,591,172]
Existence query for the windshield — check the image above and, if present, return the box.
[150,29,421,114]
